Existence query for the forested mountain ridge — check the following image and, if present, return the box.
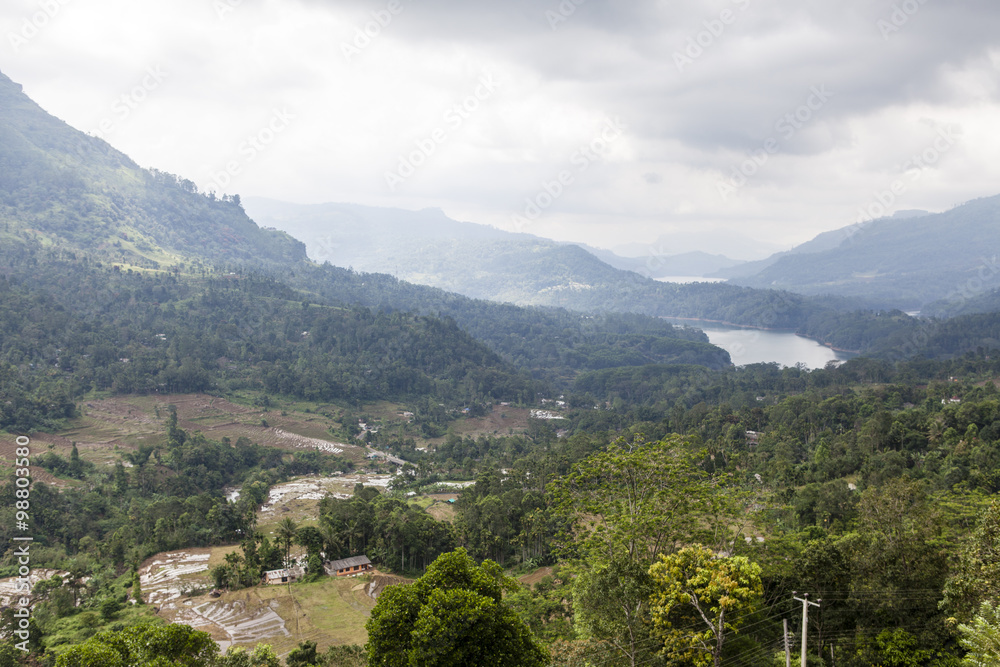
[0,71,305,269]
[243,198,870,330]
[0,69,737,434]
[246,195,1000,360]
[3,68,952,366]
[726,198,1000,309]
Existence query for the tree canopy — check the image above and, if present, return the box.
[365,548,548,667]
[648,545,763,667]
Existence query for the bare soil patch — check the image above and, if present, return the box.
[518,567,555,588]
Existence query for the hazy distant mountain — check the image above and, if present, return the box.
[711,210,931,281]
[721,203,999,308]
[612,231,784,262]
[244,197,643,302]
[576,246,744,279]
[244,198,745,304]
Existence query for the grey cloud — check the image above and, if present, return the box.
[303,0,1000,159]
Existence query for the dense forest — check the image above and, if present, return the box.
[10,341,1000,664]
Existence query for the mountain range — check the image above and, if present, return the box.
[242,197,849,331]
[719,204,1000,310]
[5,65,1000,368]
[0,68,735,390]
[242,197,742,292]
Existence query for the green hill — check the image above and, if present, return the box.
[0,71,305,269]
[0,68,739,436]
[728,199,1000,309]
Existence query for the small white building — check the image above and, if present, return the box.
[264,566,304,585]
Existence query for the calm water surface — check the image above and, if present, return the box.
[668,321,854,369]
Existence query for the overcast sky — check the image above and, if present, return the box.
[2,0,999,259]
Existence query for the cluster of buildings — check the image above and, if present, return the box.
[263,555,373,585]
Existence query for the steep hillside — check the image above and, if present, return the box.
[727,200,999,308]
[0,71,305,269]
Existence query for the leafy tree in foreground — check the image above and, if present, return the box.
[365,548,548,667]
[548,433,733,666]
[648,545,762,667]
[0,641,20,667]
[943,499,1000,623]
[959,602,1000,666]
[286,641,318,667]
[572,558,661,667]
[54,622,218,667]
[322,644,368,667]
[217,644,282,667]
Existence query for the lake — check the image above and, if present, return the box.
[667,320,854,369]
[654,276,728,284]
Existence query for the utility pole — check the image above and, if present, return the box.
[793,592,820,667]
[783,618,791,667]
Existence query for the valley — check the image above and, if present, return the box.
[3,36,1000,667]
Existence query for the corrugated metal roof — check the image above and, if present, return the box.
[328,555,372,571]
[264,566,304,580]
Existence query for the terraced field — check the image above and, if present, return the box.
[137,546,376,654]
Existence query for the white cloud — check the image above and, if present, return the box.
[2,0,999,259]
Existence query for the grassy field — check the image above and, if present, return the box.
[0,393,373,483]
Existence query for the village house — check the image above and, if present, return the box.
[325,555,373,577]
[264,565,304,585]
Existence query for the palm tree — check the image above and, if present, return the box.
[318,517,344,560]
[276,518,298,569]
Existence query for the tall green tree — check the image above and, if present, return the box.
[648,545,763,667]
[959,602,1000,666]
[276,517,298,569]
[216,644,281,667]
[547,433,728,565]
[943,499,1000,623]
[572,558,661,667]
[548,433,734,666]
[365,548,548,667]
